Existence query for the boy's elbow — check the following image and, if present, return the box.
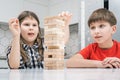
[66,59,72,68]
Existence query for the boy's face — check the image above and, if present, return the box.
[20,17,39,45]
[89,21,116,44]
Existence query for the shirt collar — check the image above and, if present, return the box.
[22,43,39,51]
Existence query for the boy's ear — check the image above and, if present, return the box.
[112,25,116,34]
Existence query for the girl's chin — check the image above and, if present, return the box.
[26,38,36,42]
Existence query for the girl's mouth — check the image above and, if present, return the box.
[28,33,34,36]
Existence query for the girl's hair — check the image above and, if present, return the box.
[18,11,44,63]
[88,8,117,27]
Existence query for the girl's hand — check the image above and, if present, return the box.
[58,11,72,26]
[9,18,21,37]
[58,11,72,44]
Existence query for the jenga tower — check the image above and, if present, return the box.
[44,16,65,70]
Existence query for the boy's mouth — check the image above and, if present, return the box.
[95,36,102,38]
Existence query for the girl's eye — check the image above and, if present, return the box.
[24,23,29,26]
[90,26,95,30]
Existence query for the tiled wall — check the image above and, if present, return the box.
[0,22,12,68]
[65,24,80,59]
[0,23,12,57]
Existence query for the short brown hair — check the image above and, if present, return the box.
[88,8,117,27]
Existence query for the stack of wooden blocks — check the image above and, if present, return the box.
[44,16,65,70]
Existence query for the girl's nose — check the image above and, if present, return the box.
[29,25,34,30]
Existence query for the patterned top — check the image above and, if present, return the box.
[6,43,43,69]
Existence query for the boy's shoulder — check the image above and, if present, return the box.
[86,42,98,50]
[113,40,120,46]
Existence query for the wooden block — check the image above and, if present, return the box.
[44,59,64,70]
[44,28,64,35]
[44,43,64,47]
[44,49,64,53]
[44,24,64,29]
[44,52,64,58]
[44,15,66,70]
[44,34,64,41]
[47,45,65,49]
[44,16,65,26]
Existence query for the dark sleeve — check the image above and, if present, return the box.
[6,46,11,68]
[6,46,25,69]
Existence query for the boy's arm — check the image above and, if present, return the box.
[66,53,113,68]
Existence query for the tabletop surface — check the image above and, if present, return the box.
[0,68,120,80]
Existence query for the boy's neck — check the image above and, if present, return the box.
[98,40,113,49]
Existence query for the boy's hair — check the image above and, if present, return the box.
[18,11,44,63]
[88,8,117,27]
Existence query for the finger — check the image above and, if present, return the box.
[58,11,72,17]
[117,62,120,68]
[111,62,119,68]
[15,19,18,24]
[104,64,113,68]
[109,59,116,64]
[103,58,111,64]
[114,62,120,68]
[9,18,17,26]
[108,58,120,64]
[9,19,14,25]
[58,11,64,17]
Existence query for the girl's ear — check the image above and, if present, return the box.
[112,25,116,34]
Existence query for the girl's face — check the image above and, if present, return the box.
[20,17,39,46]
[89,21,116,44]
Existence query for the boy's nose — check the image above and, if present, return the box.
[94,28,100,34]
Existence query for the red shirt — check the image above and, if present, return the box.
[79,40,120,61]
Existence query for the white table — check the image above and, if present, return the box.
[0,68,120,80]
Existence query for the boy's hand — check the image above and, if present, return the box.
[102,57,120,68]
[9,18,21,37]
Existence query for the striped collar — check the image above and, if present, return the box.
[22,43,39,51]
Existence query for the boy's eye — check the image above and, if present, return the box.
[99,24,105,28]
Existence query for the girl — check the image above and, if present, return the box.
[7,11,72,69]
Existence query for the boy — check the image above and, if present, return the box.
[66,8,120,68]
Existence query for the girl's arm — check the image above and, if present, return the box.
[8,18,21,69]
[58,11,72,44]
